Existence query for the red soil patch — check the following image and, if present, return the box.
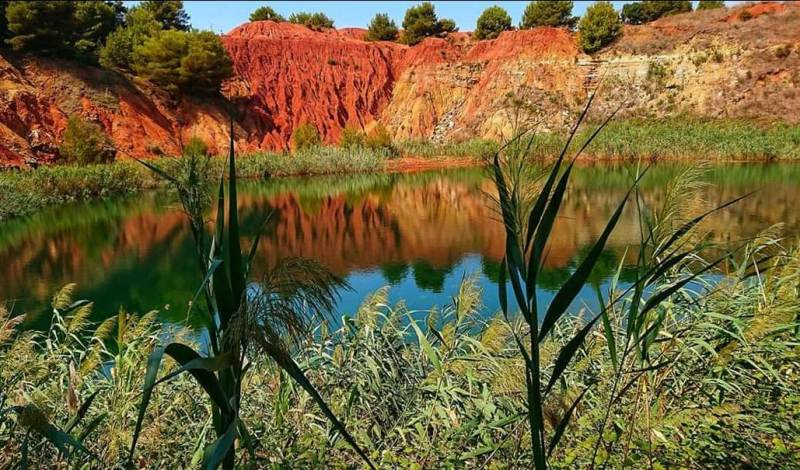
[727,2,786,22]
[467,27,578,61]
[385,156,481,173]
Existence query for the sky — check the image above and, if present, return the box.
[127,1,740,34]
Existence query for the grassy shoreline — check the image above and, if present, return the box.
[1,118,798,221]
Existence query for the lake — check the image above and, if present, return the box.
[2,163,799,329]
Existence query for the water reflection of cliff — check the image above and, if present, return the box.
[1,165,798,317]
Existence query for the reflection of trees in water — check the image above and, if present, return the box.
[412,260,453,293]
[380,262,409,285]
[1,164,799,318]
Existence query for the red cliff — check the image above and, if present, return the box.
[0,2,798,167]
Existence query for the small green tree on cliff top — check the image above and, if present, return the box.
[132,30,232,94]
[6,1,120,60]
[621,1,692,24]
[366,13,399,41]
[250,6,285,22]
[521,1,577,29]
[698,1,725,10]
[474,6,512,40]
[100,6,162,70]
[140,0,190,31]
[579,1,623,53]
[288,12,335,30]
[401,2,458,45]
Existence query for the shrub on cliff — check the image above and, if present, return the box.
[140,0,190,31]
[250,6,285,22]
[288,12,335,31]
[579,1,622,53]
[366,13,399,41]
[697,0,725,10]
[401,2,458,45]
[474,6,512,40]
[132,30,233,94]
[292,123,322,151]
[520,1,577,29]
[364,124,395,154]
[100,6,161,70]
[340,125,366,148]
[621,1,692,24]
[620,3,646,24]
[59,116,116,164]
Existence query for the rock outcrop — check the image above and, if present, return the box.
[0,2,797,167]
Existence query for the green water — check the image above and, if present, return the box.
[1,163,798,328]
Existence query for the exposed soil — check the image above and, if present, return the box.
[0,2,798,168]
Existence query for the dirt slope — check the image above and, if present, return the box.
[0,2,797,167]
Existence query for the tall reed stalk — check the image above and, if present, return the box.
[493,95,749,468]
[128,122,373,469]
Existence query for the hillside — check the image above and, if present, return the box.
[0,1,797,167]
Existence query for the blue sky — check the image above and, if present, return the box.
[127,2,739,34]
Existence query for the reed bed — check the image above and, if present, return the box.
[1,243,797,467]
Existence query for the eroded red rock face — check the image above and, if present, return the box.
[0,2,798,167]
[223,21,405,149]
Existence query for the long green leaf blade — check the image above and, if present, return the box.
[128,345,164,464]
[163,343,231,413]
[538,190,630,342]
[270,350,376,469]
[227,119,245,306]
[202,417,238,470]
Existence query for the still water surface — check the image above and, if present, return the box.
[1,163,798,328]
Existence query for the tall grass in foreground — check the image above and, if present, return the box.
[491,97,767,468]
[129,123,373,468]
[2,244,797,467]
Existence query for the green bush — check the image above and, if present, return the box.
[339,125,366,148]
[620,2,647,24]
[697,0,725,10]
[99,7,161,70]
[474,6,512,40]
[621,1,692,24]
[131,30,233,94]
[288,12,334,30]
[401,2,458,45]
[366,13,399,41]
[140,0,190,31]
[182,136,209,157]
[249,6,285,22]
[520,1,577,29]
[364,124,395,154]
[59,116,116,164]
[292,122,322,151]
[579,1,623,53]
